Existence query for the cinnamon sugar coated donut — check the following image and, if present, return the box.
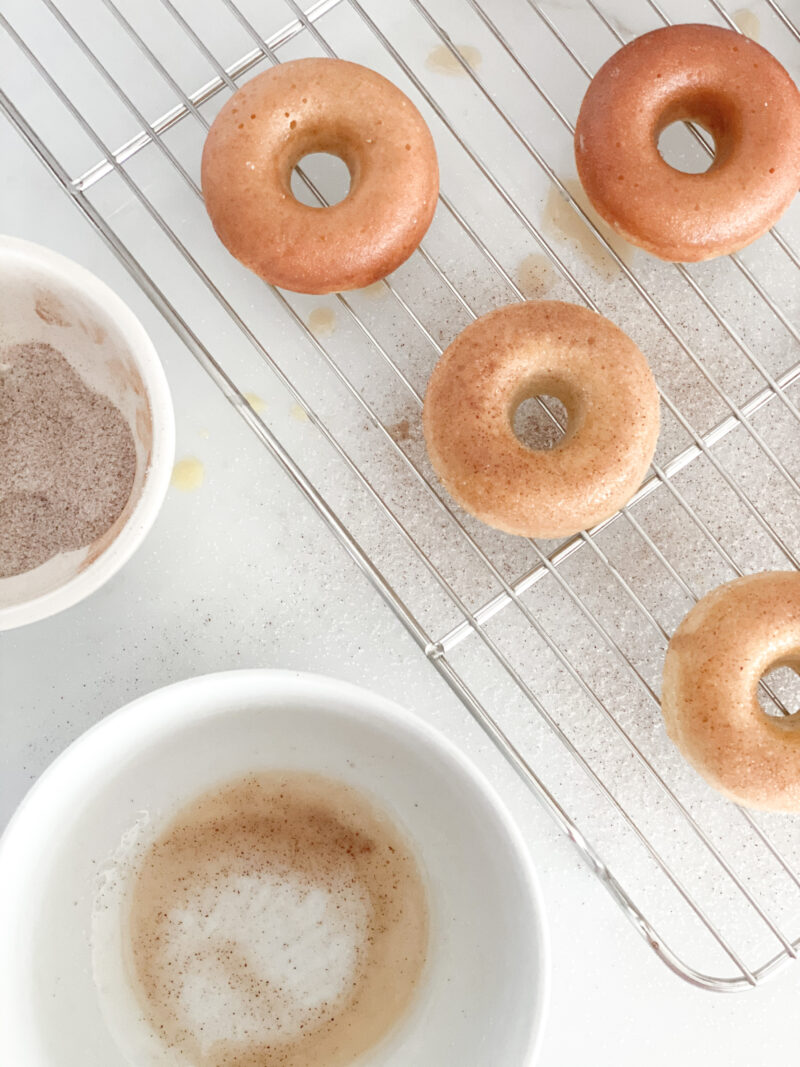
[575,24,800,261]
[422,301,660,540]
[662,573,800,811]
[201,58,439,294]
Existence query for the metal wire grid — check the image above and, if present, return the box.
[2,0,799,990]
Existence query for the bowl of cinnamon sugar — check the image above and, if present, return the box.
[0,236,174,630]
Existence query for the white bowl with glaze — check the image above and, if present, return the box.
[0,235,174,630]
[0,670,550,1065]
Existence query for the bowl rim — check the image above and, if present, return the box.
[0,234,175,631]
[0,668,550,1065]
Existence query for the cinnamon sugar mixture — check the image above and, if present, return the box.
[0,341,136,578]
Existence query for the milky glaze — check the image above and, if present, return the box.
[574,24,800,262]
[127,771,429,1067]
[662,572,800,812]
[201,58,439,294]
[422,301,660,539]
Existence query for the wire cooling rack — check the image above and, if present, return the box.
[2,0,800,990]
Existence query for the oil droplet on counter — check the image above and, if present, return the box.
[244,392,267,414]
[544,178,635,280]
[516,254,557,299]
[360,281,388,300]
[308,306,336,336]
[171,457,204,491]
[290,403,309,422]
[733,9,760,40]
[425,44,482,76]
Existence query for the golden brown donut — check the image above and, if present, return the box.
[574,24,800,261]
[662,572,800,811]
[422,301,660,539]
[201,58,439,294]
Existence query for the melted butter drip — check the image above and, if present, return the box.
[733,9,760,40]
[308,306,336,336]
[360,281,388,300]
[290,404,309,422]
[244,392,267,414]
[425,43,482,75]
[516,254,558,299]
[388,418,412,443]
[544,177,635,279]
[171,457,204,491]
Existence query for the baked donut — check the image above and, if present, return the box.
[574,24,800,261]
[662,572,800,811]
[422,301,660,539]
[201,58,439,294]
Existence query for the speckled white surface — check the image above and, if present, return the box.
[3,0,800,1063]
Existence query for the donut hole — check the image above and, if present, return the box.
[757,663,800,718]
[291,152,351,207]
[656,91,738,175]
[513,395,567,451]
[657,121,716,174]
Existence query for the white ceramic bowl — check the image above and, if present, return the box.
[0,670,549,1066]
[0,235,174,630]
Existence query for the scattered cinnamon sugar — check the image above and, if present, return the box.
[0,341,136,578]
[517,253,557,299]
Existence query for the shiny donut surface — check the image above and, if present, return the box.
[575,24,800,261]
[202,58,439,293]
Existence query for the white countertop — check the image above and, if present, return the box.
[3,4,800,1063]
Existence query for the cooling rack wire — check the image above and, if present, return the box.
[2,0,800,990]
